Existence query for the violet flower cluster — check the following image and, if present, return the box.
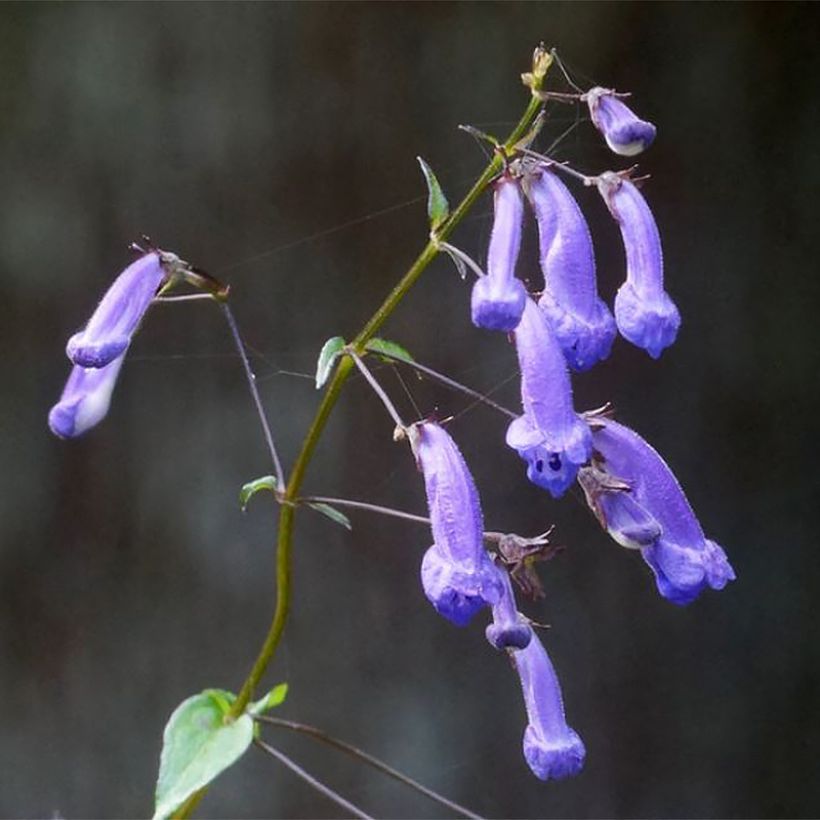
[409,80,734,781]
[49,70,736,790]
[411,420,585,781]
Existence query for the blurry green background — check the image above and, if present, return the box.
[1,2,817,817]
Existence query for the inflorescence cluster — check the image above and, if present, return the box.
[48,58,735,787]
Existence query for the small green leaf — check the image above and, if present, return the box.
[239,475,278,511]
[249,683,289,717]
[307,502,352,531]
[153,690,254,820]
[315,336,346,389]
[365,337,415,365]
[417,156,449,231]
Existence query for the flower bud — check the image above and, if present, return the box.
[48,355,125,438]
[506,298,592,498]
[585,87,656,156]
[525,165,615,370]
[415,421,503,625]
[471,175,527,332]
[513,634,585,781]
[485,564,532,650]
[597,172,680,358]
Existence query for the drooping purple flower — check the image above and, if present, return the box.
[585,87,656,156]
[48,354,126,439]
[485,562,532,651]
[581,417,735,605]
[414,421,503,626]
[506,298,592,498]
[597,171,680,359]
[66,252,169,368]
[512,632,586,781]
[524,165,615,371]
[471,174,528,332]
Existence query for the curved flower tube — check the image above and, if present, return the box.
[597,172,680,359]
[506,298,592,498]
[583,417,735,605]
[512,633,586,781]
[48,354,126,438]
[415,421,503,626]
[485,563,532,651]
[471,174,528,332]
[525,165,615,371]
[585,87,656,156]
[66,252,170,368]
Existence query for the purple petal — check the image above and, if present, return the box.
[421,543,502,627]
[415,421,502,625]
[506,299,592,498]
[597,489,662,549]
[597,172,680,358]
[485,565,532,650]
[513,634,585,781]
[471,175,527,332]
[525,166,616,371]
[48,354,126,438]
[589,418,735,604]
[66,253,166,368]
[586,87,656,156]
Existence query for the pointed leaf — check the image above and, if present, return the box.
[153,690,253,820]
[240,475,278,511]
[307,502,352,531]
[365,338,415,365]
[249,683,289,717]
[417,157,449,231]
[316,336,346,389]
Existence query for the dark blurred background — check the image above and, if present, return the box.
[1,3,818,818]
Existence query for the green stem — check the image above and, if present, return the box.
[177,61,547,820]
[231,91,543,716]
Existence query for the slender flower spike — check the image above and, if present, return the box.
[585,87,657,156]
[48,354,126,438]
[525,164,616,371]
[414,421,503,626]
[471,174,528,332]
[512,632,586,781]
[506,298,592,498]
[597,171,681,359]
[66,251,175,368]
[582,417,736,605]
[485,562,532,651]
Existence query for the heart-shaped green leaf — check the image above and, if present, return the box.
[153,690,253,820]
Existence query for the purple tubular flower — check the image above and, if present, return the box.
[525,165,616,371]
[513,633,585,781]
[471,174,528,332]
[506,298,592,498]
[66,252,167,368]
[485,564,532,650]
[416,421,503,626]
[585,87,656,156]
[597,172,681,359]
[588,418,736,605]
[48,354,126,438]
